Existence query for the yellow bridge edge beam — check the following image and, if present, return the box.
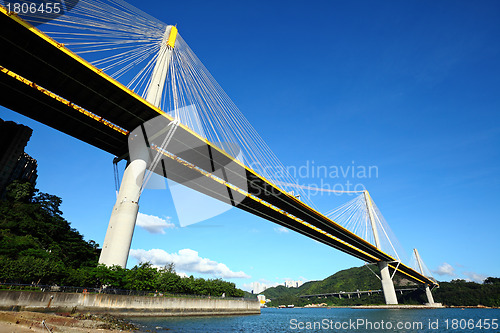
[0,5,172,123]
[156,147,381,263]
[0,65,129,135]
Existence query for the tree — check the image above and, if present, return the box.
[157,263,181,293]
[0,181,100,284]
[484,277,500,285]
[124,262,158,291]
[1,182,246,297]
[5,181,35,203]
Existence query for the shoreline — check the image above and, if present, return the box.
[0,310,138,332]
[2,306,498,332]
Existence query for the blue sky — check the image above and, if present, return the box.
[1,0,499,291]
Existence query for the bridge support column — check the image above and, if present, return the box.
[364,191,398,305]
[424,285,435,304]
[99,150,149,267]
[414,248,437,306]
[98,25,178,268]
[378,261,398,304]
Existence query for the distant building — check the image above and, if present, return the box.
[251,282,266,294]
[284,280,304,288]
[251,279,305,294]
[11,152,38,184]
[0,118,37,195]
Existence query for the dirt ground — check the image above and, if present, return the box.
[0,311,138,332]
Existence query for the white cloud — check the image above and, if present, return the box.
[433,262,455,276]
[274,227,289,234]
[464,272,487,283]
[129,248,250,279]
[136,212,175,234]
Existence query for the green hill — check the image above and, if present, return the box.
[261,284,296,299]
[262,265,414,299]
[262,266,500,307]
[261,266,388,306]
[301,266,391,295]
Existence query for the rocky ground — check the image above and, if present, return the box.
[0,311,139,332]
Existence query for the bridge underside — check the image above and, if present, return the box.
[0,7,438,289]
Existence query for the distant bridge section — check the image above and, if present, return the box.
[299,288,418,299]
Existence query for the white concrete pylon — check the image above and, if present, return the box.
[98,138,149,267]
[146,26,177,107]
[364,190,398,305]
[414,248,436,305]
[98,25,178,268]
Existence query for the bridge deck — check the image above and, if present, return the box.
[299,288,418,298]
[0,7,437,289]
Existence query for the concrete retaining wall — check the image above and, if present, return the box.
[0,290,260,316]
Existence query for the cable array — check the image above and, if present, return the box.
[409,251,436,280]
[325,193,408,263]
[22,0,166,84]
[25,0,313,206]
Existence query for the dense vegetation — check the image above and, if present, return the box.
[263,266,500,307]
[0,181,244,297]
[433,278,500,307]
[263,266,412,307]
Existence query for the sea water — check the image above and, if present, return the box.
[129,307,500,332]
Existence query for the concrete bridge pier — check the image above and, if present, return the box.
[98,25,178,268]
[364,191,398,305]
[98,147,149,267]
[378,261,398,304]
[424,284,435,305]
[413,248,440,306]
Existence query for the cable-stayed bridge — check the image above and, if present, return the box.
[0,0,438,305]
